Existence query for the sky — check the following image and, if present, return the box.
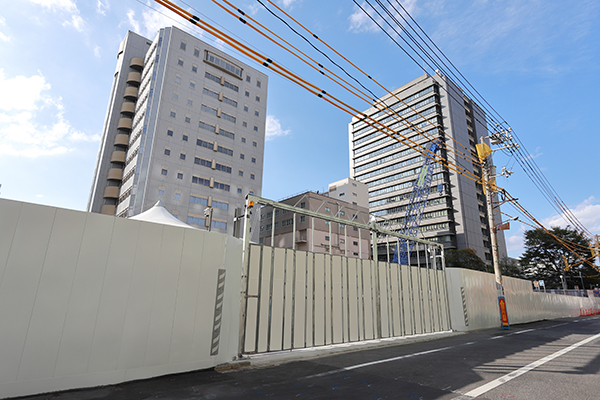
[0,0,599,259]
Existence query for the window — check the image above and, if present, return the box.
[184,116,191,124]
[177,58,184,67]
[199,120,216,133]
[223,80,239,92]
[167,129,173,137]
[255,95,260,102]
[251,157,256,163]
[174,192,181,200]
[182,134,188,141]
[175,75,181,83]
[253,141,257,147]
[203,87,219,99]
[194,48,200,57]
[221,112,236,123]
[339,192,345,197]
[215,163,231,173]
[216,145,233,156]
[250,173,255,180]
[325,236,330,241]
[180,153,186,160]
[204,51,243,78]
[158,189,165,196]
[170,111,176,118]
[213,200,228,210]
[254,110,259,117]
[194,157,211,167]
[353,241,358,246]
[177,172,183,180]
[240,153,245,160]
[180,41,186,51]
[218,128,235,140]
[253,126,258,132]
[249,190,254,195]
[223,96,237,107]
[201,104,218,116]
[187,216,206,226]
[257,80,261,88]
[242,121,247,128]
[239,170,243,177]
[353,227,358,231]
[192,176,210,186]
[190,195,208,205]
[192,65,198,73]
[245,90,250,97]
[300,216,306,222]
[246,75,251,82]
[187,99,193,106]
[205,71,220,84]
[241,137,246,143]
[161,168,168,176]
[300,202,306,208]
[212,220,227,230]
[173,93,179,100]
[214,181,230,191]
[243,105,248,112]
[190,81,196,89]
[164,148,171,156]
[197,138,214,150]
[237,188,242,194]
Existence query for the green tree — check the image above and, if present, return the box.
[520,226,598,289]
[500,256,525,279]
[444,248,489,272]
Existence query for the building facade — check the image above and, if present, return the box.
[88,26,268,234]
[258,183,371,259]
[349,72,507,263]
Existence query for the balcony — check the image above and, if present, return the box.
[123,87,138,100]
[129,57,144,70]
[114,133,129,147]
[126,71,141,85]
[107,168,123,180]
[120,102,135,115]
[110,150,126,163]
[103,186,120,199]
[117,117,132,131]
[100,205,116,215]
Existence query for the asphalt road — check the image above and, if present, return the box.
[13,316,600,400]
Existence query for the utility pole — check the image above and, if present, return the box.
[477,128,518,329]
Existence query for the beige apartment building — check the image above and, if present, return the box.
[258,179,372,259]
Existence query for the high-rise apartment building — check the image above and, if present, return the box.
[88,26,268,234]
[349,72,507,263]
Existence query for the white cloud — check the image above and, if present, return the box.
[278,0,299,8]
[348,1,417,34]
[0,69,99,158]
[543,197,600,233]
[96,0,109,16]
[265,115,291,140]
[93,45,101,58]
[125,6,191,39]
[29,0,85,32]
[0,16,9,42]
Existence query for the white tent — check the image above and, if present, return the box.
[129,201,198,229]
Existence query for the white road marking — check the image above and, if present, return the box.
[453,332,600,399]
[303,346,452,379]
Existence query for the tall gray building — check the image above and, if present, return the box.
[88,26,268,234]
[349,72,507,263]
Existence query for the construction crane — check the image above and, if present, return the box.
[392,140,442,264]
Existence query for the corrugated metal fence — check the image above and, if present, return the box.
[240,245,451,354]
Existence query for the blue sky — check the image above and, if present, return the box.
[0,0,598,259]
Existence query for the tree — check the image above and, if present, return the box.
[520,226,599,289]
[444,248,489,272]
[500,256,525,279]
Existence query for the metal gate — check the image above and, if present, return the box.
[238,195,451,356]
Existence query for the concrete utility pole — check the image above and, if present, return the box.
[477,129,518,329]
